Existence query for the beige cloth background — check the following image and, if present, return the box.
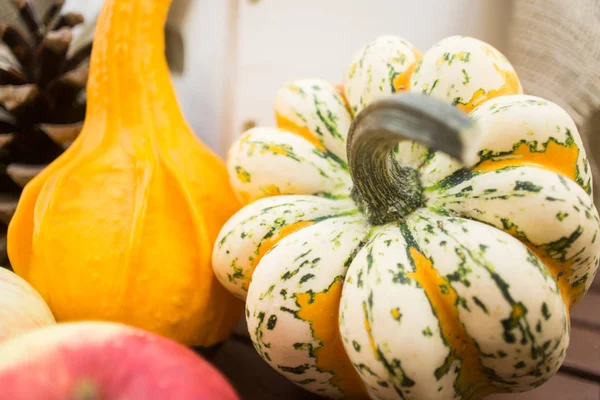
[507,0,600,205]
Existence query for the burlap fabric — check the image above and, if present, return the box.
[507,0,600,205]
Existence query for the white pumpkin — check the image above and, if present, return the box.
[0,268,55,343]
[213,35,599,400]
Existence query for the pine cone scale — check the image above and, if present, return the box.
[6,162,45,187]
[0,24,34,71]
[54,12,84,30]
[41,121,81,146]
[0,133,15,147]
[0,83,39,111]
[12,0,43,44]
[42,0,66,28]
[36,27,72,87]
[45,65,87,106]
[0,193,19,225]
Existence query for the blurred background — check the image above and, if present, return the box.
[0,1,598,398]
[3,0,597,167]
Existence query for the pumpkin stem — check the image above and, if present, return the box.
[347,92,480,225]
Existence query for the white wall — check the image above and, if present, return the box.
[63,0,104,22]
[62,0,232,154]
[167,0,232,154]
[229,0,511,155]
[59,0,512,157]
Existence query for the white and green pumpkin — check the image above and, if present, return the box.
[213,35,600,400]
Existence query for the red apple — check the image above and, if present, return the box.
[0,268,55,343]
[0,321,239,400]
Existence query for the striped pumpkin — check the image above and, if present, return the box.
[213,35,600,400]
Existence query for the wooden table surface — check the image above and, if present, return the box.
[210,275,600,400]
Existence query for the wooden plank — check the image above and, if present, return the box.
[591,272,600,293]
[233,316,250,337]
[224,307,600,397]
[572,291,600,329]
[562,325,600,377]
[167,0,233,154]
[211,339,320,400]
[489,372,600,400]
[212,327,600,399]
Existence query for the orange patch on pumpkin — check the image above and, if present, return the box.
[473,140,579,182]
[392,48,423,92]
[456,63,521,113]
[275,114,327,152]
[406,247,496,399]
[296,278,368,399]
[333,84,352,114]
[243,221,314,291]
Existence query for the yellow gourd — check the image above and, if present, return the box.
[7,0,243,347]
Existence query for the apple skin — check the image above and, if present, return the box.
[0,268,55,343]
[0,321,239,400]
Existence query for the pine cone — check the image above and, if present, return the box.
[0,0,93,268]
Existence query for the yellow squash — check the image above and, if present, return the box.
[7,0,243,347]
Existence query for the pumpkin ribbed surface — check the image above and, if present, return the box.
[213,35,600,399]
[8,0,243,347]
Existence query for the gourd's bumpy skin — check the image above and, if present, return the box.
[7,0,243,347]
[213,35,600,399]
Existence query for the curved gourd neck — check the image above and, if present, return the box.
[85,0,183,131]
